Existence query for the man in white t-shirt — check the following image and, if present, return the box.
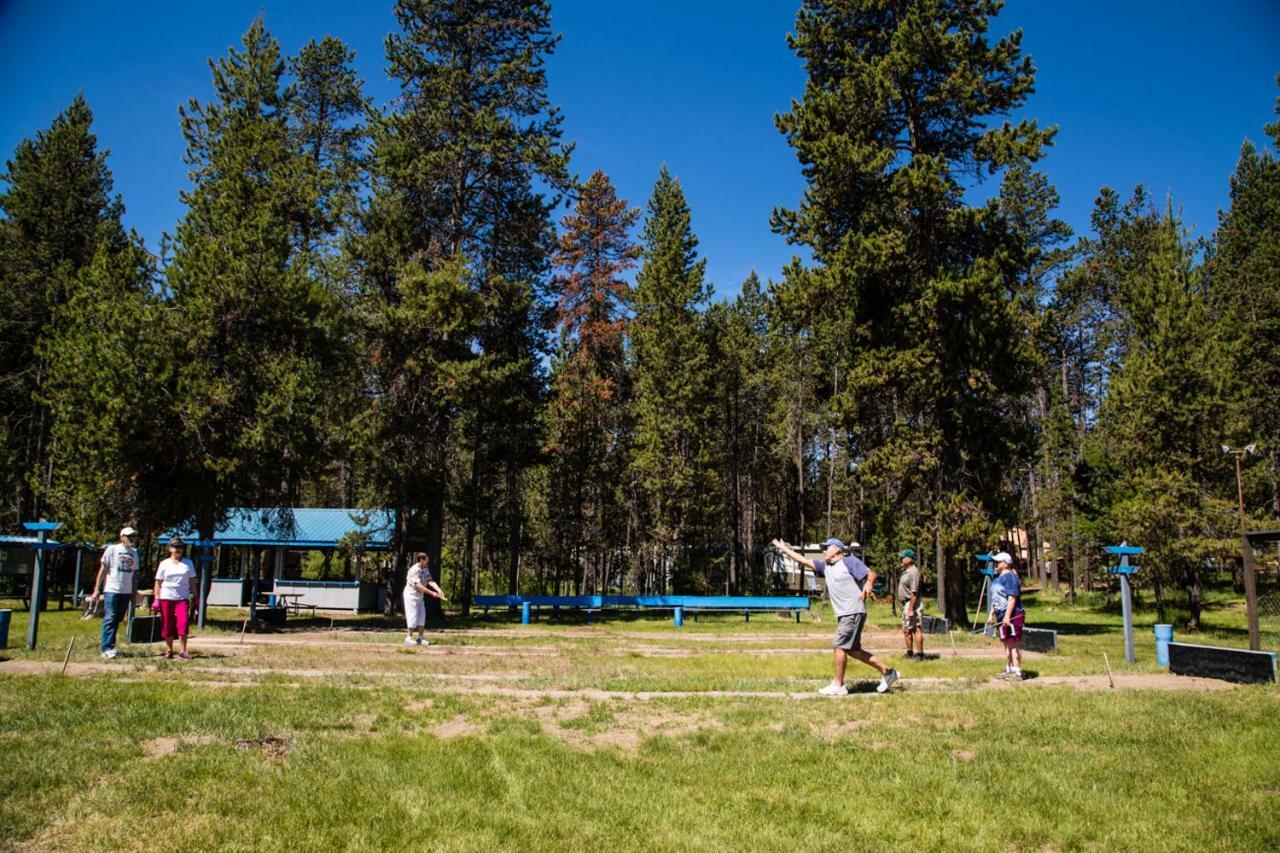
[89,526,139,659]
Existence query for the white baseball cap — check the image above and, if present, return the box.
[120,526,138,537]
[992,551,1013,565]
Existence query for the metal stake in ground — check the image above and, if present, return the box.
[1104,543,1143,665]
[61,636,75,674]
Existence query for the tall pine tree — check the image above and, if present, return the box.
[0,96,128,527]
[546,170,639,594]
[630,167,715,592]
[773,0,1054,621]
[166,17,349,539]
[354,0,571,605]
[1208,79,1280,517]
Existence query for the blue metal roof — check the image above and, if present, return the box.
[165,508,396,549]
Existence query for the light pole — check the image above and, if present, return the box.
[1222,443,1260,650]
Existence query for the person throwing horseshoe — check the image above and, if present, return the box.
[772,537,898,695]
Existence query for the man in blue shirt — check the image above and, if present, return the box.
[987,551,1024,680]
[773,537,898,695]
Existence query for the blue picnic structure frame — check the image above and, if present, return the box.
[473,594,811,627]
[162,508,396,624]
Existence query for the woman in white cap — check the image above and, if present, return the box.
[88,526,139,659]
[153,537,197,659]
[987,552,1024,679]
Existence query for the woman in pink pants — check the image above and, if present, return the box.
[153,537,196,659]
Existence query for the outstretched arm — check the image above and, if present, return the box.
[771,539,817,571]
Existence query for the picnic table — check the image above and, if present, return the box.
[274,593,317,617]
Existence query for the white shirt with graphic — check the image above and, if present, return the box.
[101,544,139,594]
[404,563,435,600]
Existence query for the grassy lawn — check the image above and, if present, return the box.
[1,587,1278,851]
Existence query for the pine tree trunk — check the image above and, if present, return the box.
[506,459,521,596]
[935,531,946,617]
[426,491,445,623]
[1185,564,1203,631]
[461,447,482,617]
[944,549,967,625]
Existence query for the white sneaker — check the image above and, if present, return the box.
[101,649,117,660]
[403,636,418,645]
[818,681,849,696]
[417,637,429,646]
[876,669,899,693]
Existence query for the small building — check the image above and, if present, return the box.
[767,543,849,594]
[165,508,396,613]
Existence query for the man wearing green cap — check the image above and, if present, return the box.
[897,549,925,660]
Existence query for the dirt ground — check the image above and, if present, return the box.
[0,625,1239,697]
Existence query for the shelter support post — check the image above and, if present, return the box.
[1242,534,1261,652]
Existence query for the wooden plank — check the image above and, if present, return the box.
[1168,642,1277,684]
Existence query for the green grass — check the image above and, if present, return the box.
[2,586,1279,851]
[1,677,1277,851]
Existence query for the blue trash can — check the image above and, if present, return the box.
[0,609,11,649]
[1154,624,1173,667]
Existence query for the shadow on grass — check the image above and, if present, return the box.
[1035,622,1118,637]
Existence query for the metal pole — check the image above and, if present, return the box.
[72,549,84,606]
[197,544,213,630]
[249,548,261,620]
[1242,534,1261,651]
[1232,451,1261,651]
[25,527,48,650]
[1119,553,1135,664]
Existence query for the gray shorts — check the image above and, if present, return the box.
[833,613,866,651]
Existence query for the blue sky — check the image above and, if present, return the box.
[1,0,1277,301]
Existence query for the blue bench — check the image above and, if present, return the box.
[473,594,811,626]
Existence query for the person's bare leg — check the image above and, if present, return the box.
[1011,643,1022,671]
[848,648,888,676]
[903,630,912,654]
[833,648,848,685]
[913,627,924,656]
